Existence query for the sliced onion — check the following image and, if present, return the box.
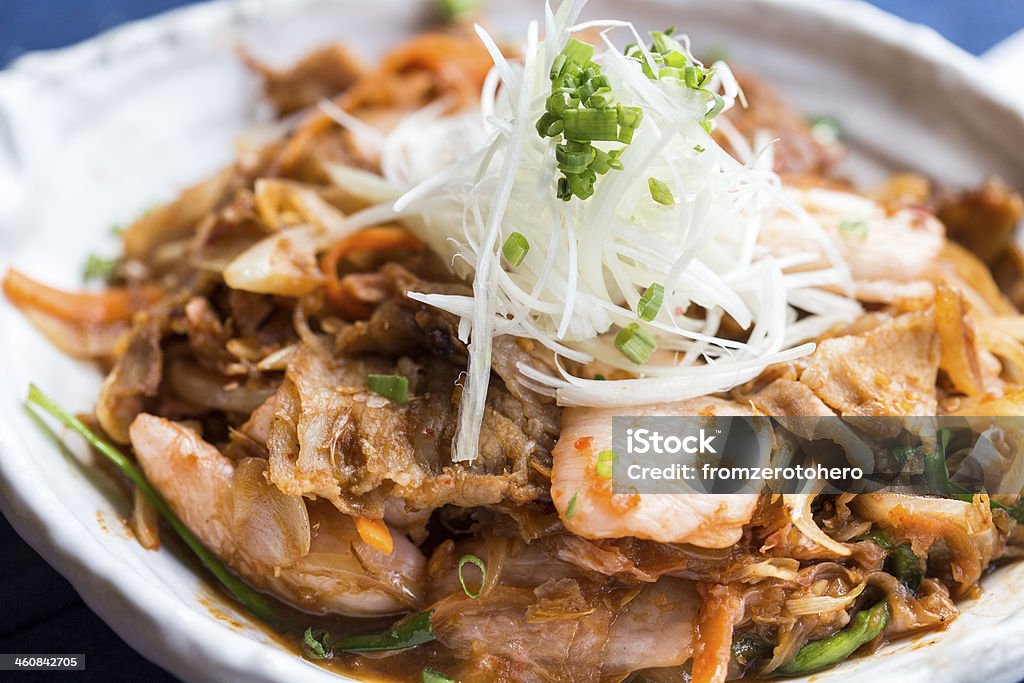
[785,581,865,616]
[231,457,311,568]
[783,493,851,557]
[166,360,274,414]
[733,557,800,582]
[253,178,350,233]
[223,225,325,297]
[129,486,161,550]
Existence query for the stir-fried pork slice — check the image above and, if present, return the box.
[551,399,760,548]
[432,576,698,681]
[762,186,946,305]
[245,44,365,116]
[799,310,940,416]
[96,318,164,443]
[267,334,558,517]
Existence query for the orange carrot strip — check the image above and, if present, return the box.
[2,268,160,325]
[354,516,394,556]
[320,226,423,319]
[692,583,742,683]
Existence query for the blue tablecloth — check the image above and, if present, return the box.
[0,1,1021,682]
[1,0,1023,65]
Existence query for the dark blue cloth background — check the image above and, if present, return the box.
[1,0,1023,64]
[0,1,1019,682]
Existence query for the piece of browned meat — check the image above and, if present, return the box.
[936,179,1024,310]
[719,69,844,175]
[267,266,560,517]
[798,311,940,416]
[245,44,366,116]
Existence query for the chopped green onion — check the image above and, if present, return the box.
[777,602,889,675]
[536,112,563,138]
[303,610,435,658]
[567,169,597,200]
[587,89,616,109]
[593,374,606,381]
[637,282,665,321]
[839,220,868,237]
[25,385,285,628]
[367,375,409,404]
[82,254,118,283]
[615,323,657,364]
[808,114,842,144]
[457,554,487,599]
[556,142,596,174]
[596,450,615,479]
[537,36,641,201]
[694,144,706,153]
[502,232,530,267]
[617,105,644,130]
[422,669,455,683]
[566,491,579,518]
[563,108,619,142]
[704,91,725,121]
[561,38,595,66]
[648,178,675,206]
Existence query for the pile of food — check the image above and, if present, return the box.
[7,1,1024,680]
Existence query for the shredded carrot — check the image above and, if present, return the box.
[2,268,160,325]
[320,226,423,319]
[692,583,742,683]
[354,516,394,556]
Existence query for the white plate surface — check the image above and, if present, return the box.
[3,1,1024,681]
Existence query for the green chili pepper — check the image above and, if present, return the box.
[777,601,889,676]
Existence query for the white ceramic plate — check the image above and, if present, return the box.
[3,1,1024,681]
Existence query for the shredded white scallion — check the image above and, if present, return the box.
[349,0,861,462]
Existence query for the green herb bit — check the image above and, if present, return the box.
[457,554,487,599]
[82,254,119,283]
[423,669,455,683]
[777,601,890,675]
[563,108,620,142]
[566,490,580,518]
[838,220,868,237]
[367,374,409,404]
[437,0,482,21]
[855,529,922,591]
[808,114,842,144]
[502,232,529,267]
[615,322,657,364]
[25,385,284,628]
[595,450,615,480]
[561,38,595,67]
[648,178,676,206]
[637,282,665,321]
[110,222,124,236]
[693,144,706,154]
[303,610,435,658]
